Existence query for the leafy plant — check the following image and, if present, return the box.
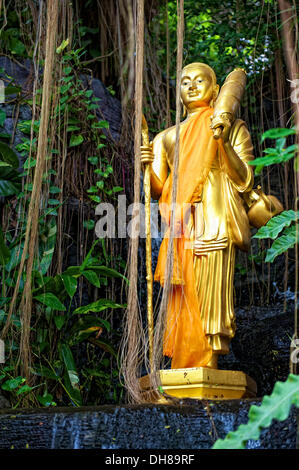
[213,374,299,449]
[249,128,299,262]
[0,240,126,407]
[248,128,298,175]
[253,210,299,263]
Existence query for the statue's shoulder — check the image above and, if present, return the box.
[153,124,177,148]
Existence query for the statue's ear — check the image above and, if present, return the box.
[210,84,220,108]
[213,84,220,102]
[180,98,187,117]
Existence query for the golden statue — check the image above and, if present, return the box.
[139,63,282,400]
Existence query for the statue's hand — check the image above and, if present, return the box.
[210,112,233,143]
[140,143,154,165]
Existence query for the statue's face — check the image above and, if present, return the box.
[180,65,215,110]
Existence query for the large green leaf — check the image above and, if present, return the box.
[69,315,111,346]
[213,374,299,449]
[0,141,19,168]
[0,179,20,197]
[34,293,66,311]
[60,343,82,406]
[261,128,296,142]
[88,265,129,284]
[88,337,117,358]
[1,376,25,391]
[249,142,298,174]
[265,224,299,263]
[31,365,59,380]
[34,218,57,275]
[80,239,100,271]
[82,270,101,287]
[253,210,298,240]
[73,298,124,315]
[60,274,77,298]
[5,243,26,272]
[69,134,84,147]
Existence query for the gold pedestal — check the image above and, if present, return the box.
[140,367,257,401]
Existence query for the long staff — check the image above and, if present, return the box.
[142,115,154,372]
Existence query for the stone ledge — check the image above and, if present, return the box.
[0,400,297,449]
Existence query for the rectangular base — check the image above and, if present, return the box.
[140,367,257,400]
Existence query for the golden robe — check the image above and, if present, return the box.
[152,111,254,368]
[192,118,254,354]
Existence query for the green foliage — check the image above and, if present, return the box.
[0,142,21,197]
[253,210,299,240]
[0,45,125,407]
[0,10,27,57]
[213,374,299,449]
[153,0,277,85]
[249,128,298,175]
[253,210,299,262]
[251,128,299,262]
[0,246,126,406]
[264,225,299,263]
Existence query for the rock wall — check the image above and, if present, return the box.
[0,401,297,449]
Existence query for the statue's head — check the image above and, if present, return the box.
[180,63,219,113]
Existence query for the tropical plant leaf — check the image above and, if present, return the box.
[261,128,296,142]
[35,218,57,275]
[0,109,6,127]
[16,384,34,395]
[0,179,20,197]
[265,224,299,263]
[88,265,129,284]
[54,315,66,330]
[69,134,84,147]
[88,337,117,358]
[0,141,19,168]
[60,343,82,406]
[37,392,56,407]
[253,210,298,240]
[69,315,111,345]
[213,374,299,449]
[60,274,77,298]
[31,365,59,380]
[1,376,25,391]
[72,298,124,315]
[34,293,66,311]
[82,270,101,287]
[5,243,26,272]
[80,239,100,271]
[64,266,81,277]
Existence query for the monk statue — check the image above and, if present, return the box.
[140,62,256,372]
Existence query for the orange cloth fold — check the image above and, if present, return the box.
[154,107,223,369]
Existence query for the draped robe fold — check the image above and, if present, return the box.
[153,108,254,369]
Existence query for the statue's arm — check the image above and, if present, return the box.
[149,132,169,200]
[221,120,254,192]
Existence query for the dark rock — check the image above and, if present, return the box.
[0,394,10,409]
[0,56,122,166]
[218,303,295,397]
[0,400,296,449]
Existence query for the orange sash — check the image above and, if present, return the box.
[154,107,221,368]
